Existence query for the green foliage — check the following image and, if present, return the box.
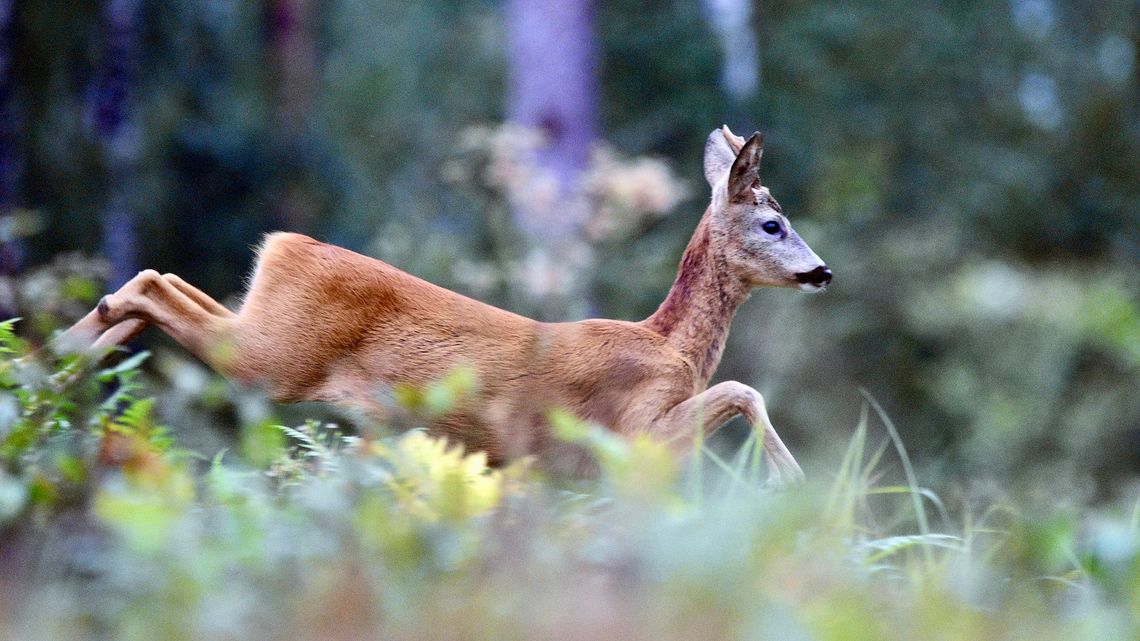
[0,330,1139,640]
[393,365,478,417]
[0,320,174,523]
[240,419,287,469]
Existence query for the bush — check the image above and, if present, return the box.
[2,320,1140,640]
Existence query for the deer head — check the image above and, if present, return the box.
[703,125,831,292]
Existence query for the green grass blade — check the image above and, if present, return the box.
[860,389,933,568]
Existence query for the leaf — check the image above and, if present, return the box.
[116,398,156,432]
[243,421,286,468]
[97,350,151,382]
[549,408,589,442]
[0,318,22,355]
[858,534,965,564]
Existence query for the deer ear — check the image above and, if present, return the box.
[721,125,746,154]
[704,126,737,188]
[727,132,764,203]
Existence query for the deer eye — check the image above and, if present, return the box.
[760,221,782,236]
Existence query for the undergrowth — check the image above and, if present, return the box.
[0,319,1137,641]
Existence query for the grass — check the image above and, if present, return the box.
[0,322,1138,640]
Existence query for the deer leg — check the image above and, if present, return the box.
[160,273,235,319]
[80,270,234,369]
[90,318,149,350]
[656,381,804,487]
[57,273,234,355]
[55,303,115,353]
[90,274,235,350]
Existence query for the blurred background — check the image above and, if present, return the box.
[0,0,1136,497]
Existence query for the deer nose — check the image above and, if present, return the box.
[795,265,832,287]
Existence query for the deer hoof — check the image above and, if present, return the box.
[97,296,112,321]
[764,457,806,491]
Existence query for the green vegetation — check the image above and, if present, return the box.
[2,322,1139,641]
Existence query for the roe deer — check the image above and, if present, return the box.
[57,126,830,485]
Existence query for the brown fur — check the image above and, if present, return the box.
[57,126,828,485]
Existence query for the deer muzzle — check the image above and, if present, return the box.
[795,265,832,290]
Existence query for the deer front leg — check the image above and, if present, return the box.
[656,381,804,487]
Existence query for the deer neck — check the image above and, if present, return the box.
[643,208,750,387]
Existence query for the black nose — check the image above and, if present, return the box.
[795,265,832,287]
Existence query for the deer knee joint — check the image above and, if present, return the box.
[743,387,766,413]
[719,381,763,413]
[136,270,162,293]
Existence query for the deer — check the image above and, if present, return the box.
[55,125,831,486]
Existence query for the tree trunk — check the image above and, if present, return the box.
[505,0,599,319]
[0,0,22,281]
[701,0,760,101]
[265,0,318,232]
[505,0,598,243]
[89,0,142,289]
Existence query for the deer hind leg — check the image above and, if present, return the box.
[655,381,804,487]
[88,318,149,351]
[58,270,235,369]
[58,273,234,353]
[88,274,236,351]
[160,273,235,319]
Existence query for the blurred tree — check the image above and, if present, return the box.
[267,0,315,134]
[504,0,600,318]
[0,0,22,285]
[142,2,278,296]
[266,0,320,233]
[506,0,598,243]
[701,0,759,102]
[88,0,142,288]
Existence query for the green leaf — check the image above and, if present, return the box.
[549,408,589,442]
[97,350,151,383]
[242,420,287,468]
[0,318,22,355]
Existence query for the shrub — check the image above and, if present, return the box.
[1,322,1138,641]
